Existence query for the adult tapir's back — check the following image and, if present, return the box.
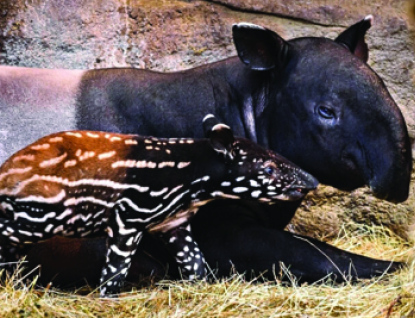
[0,17,411,203]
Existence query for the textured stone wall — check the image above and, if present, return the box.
[0,0,414,240]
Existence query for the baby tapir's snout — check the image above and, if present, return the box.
[271,154,319,201]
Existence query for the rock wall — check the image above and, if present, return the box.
[0,0,414,240]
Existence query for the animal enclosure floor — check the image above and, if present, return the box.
[0,224,414,318]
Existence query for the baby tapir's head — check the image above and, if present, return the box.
[203,115,318,203]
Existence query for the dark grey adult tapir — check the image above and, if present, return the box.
[0,15,412,286]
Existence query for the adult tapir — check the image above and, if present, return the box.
[0,15,412,287]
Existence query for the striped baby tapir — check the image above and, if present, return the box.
[0,115,318,296]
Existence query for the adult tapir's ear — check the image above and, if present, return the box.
[232,23,290,71]
[203,114,235,161]
[335,15,372,62]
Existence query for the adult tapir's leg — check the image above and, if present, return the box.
[191,201,402,282]
[0,66,84,164]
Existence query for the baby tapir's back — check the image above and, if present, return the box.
[0,131,216,232]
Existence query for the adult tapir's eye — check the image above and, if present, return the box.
[317,105,335,119]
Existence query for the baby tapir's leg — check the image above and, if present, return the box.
[0,218,50,270]
[158,224,206,280]
[100,206,143,296]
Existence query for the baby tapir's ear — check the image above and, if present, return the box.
[203,114,235,161]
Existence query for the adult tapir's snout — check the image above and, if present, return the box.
[363,100,412,203]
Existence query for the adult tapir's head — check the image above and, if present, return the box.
[232,16,412,203]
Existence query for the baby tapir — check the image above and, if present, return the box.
[0,115,318,296]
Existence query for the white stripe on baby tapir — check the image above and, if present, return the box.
[65,132,83,138]
[150,187,169,197]
[0,175,150,196]
[0,167,32,182]
[14,211,57,223]
[15,189,66,204]
[127,190,190,223]
[210,191,240,200]
[163,184,184,200]
[56,208,73,220]
[64,196,115,209]
[39,152,68,168]
[66,213,94,225]
[115,211,137,235]
[190,176,210,185]
[117,197,163,213]
[13,154,35,162]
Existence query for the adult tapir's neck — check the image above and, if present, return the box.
[77,57,271,146]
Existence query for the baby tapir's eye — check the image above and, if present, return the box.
[264,166,274,175]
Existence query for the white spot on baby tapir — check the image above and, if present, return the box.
[64,160,77,168]
[39,152,68,168]
[98,151,116,160]
[79,151,95,161]
[158,162,175,168]
[110,136,122,142]
[49,136,64,143]
[236,176,245,182]
[144,139,152,144]
[111,160,136,169]
[137,161,157,169]
[221,181,231,187]
[233,187,249,193]
[86,132,100,138]
[251,190,262,198]
[65,132,83,138]
[177,162,191,169]
[145,146,153,150]
[185,236,193,242]
[31,143,51,151]
[165,149,171,155]
[249,180,260,187]
[125,139,138,145]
